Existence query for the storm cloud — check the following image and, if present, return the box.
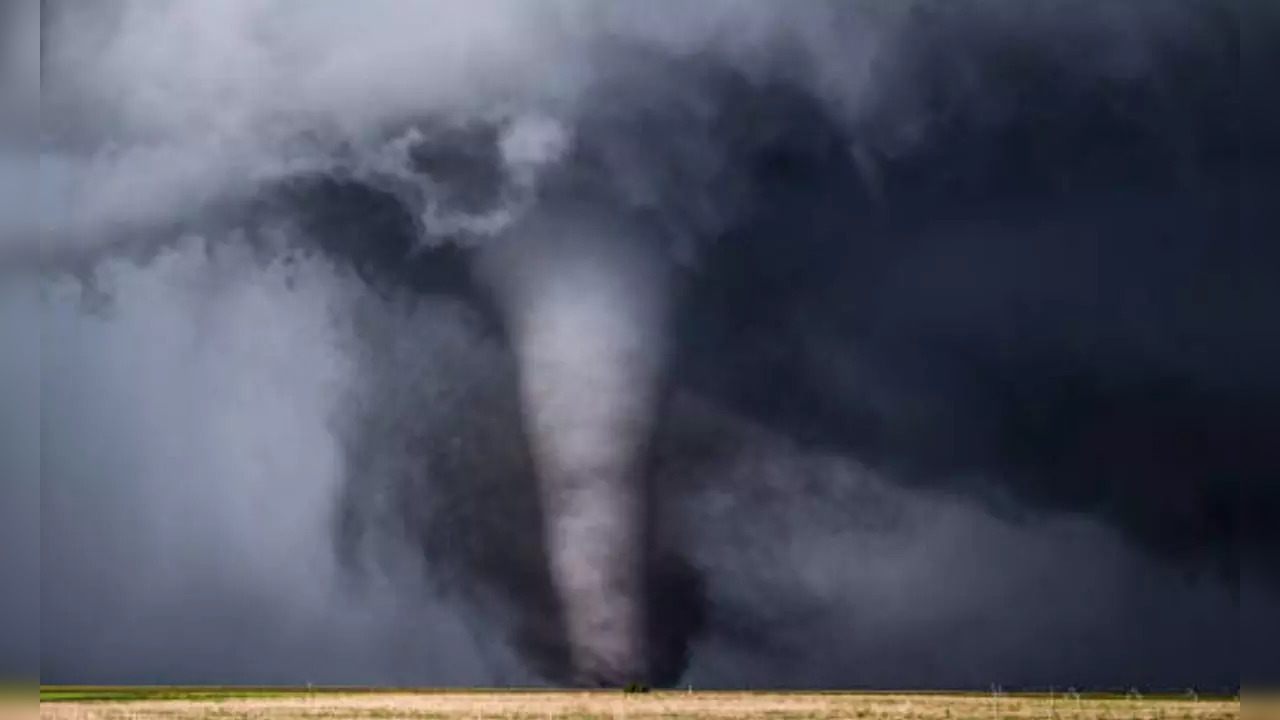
[14,0,1276,690]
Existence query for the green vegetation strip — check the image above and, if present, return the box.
[39,686,1238,704]
[41,686,305,702]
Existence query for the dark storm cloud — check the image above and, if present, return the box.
[0,278,39,679]
[1240,0,1280,686]
[0,0,40,678]
[24,0,1275,691]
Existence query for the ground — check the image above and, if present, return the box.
[35,688,1244,719]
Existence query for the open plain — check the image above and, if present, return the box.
[39,688,1241,720]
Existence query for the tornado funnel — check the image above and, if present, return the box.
[477,203,674,686]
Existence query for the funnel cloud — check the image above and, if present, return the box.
[12,0,1278,690]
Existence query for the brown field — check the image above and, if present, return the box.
[39,689,1242,720]
[1,694,37,720]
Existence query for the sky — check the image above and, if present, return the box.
[5,0,1276,690]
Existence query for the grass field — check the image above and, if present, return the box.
[37,687,1243,719]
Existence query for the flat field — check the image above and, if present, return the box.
[38,687,1242,719]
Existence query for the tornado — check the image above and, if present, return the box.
[476,202,674,686]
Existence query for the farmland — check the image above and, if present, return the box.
[38,687,1242,719]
